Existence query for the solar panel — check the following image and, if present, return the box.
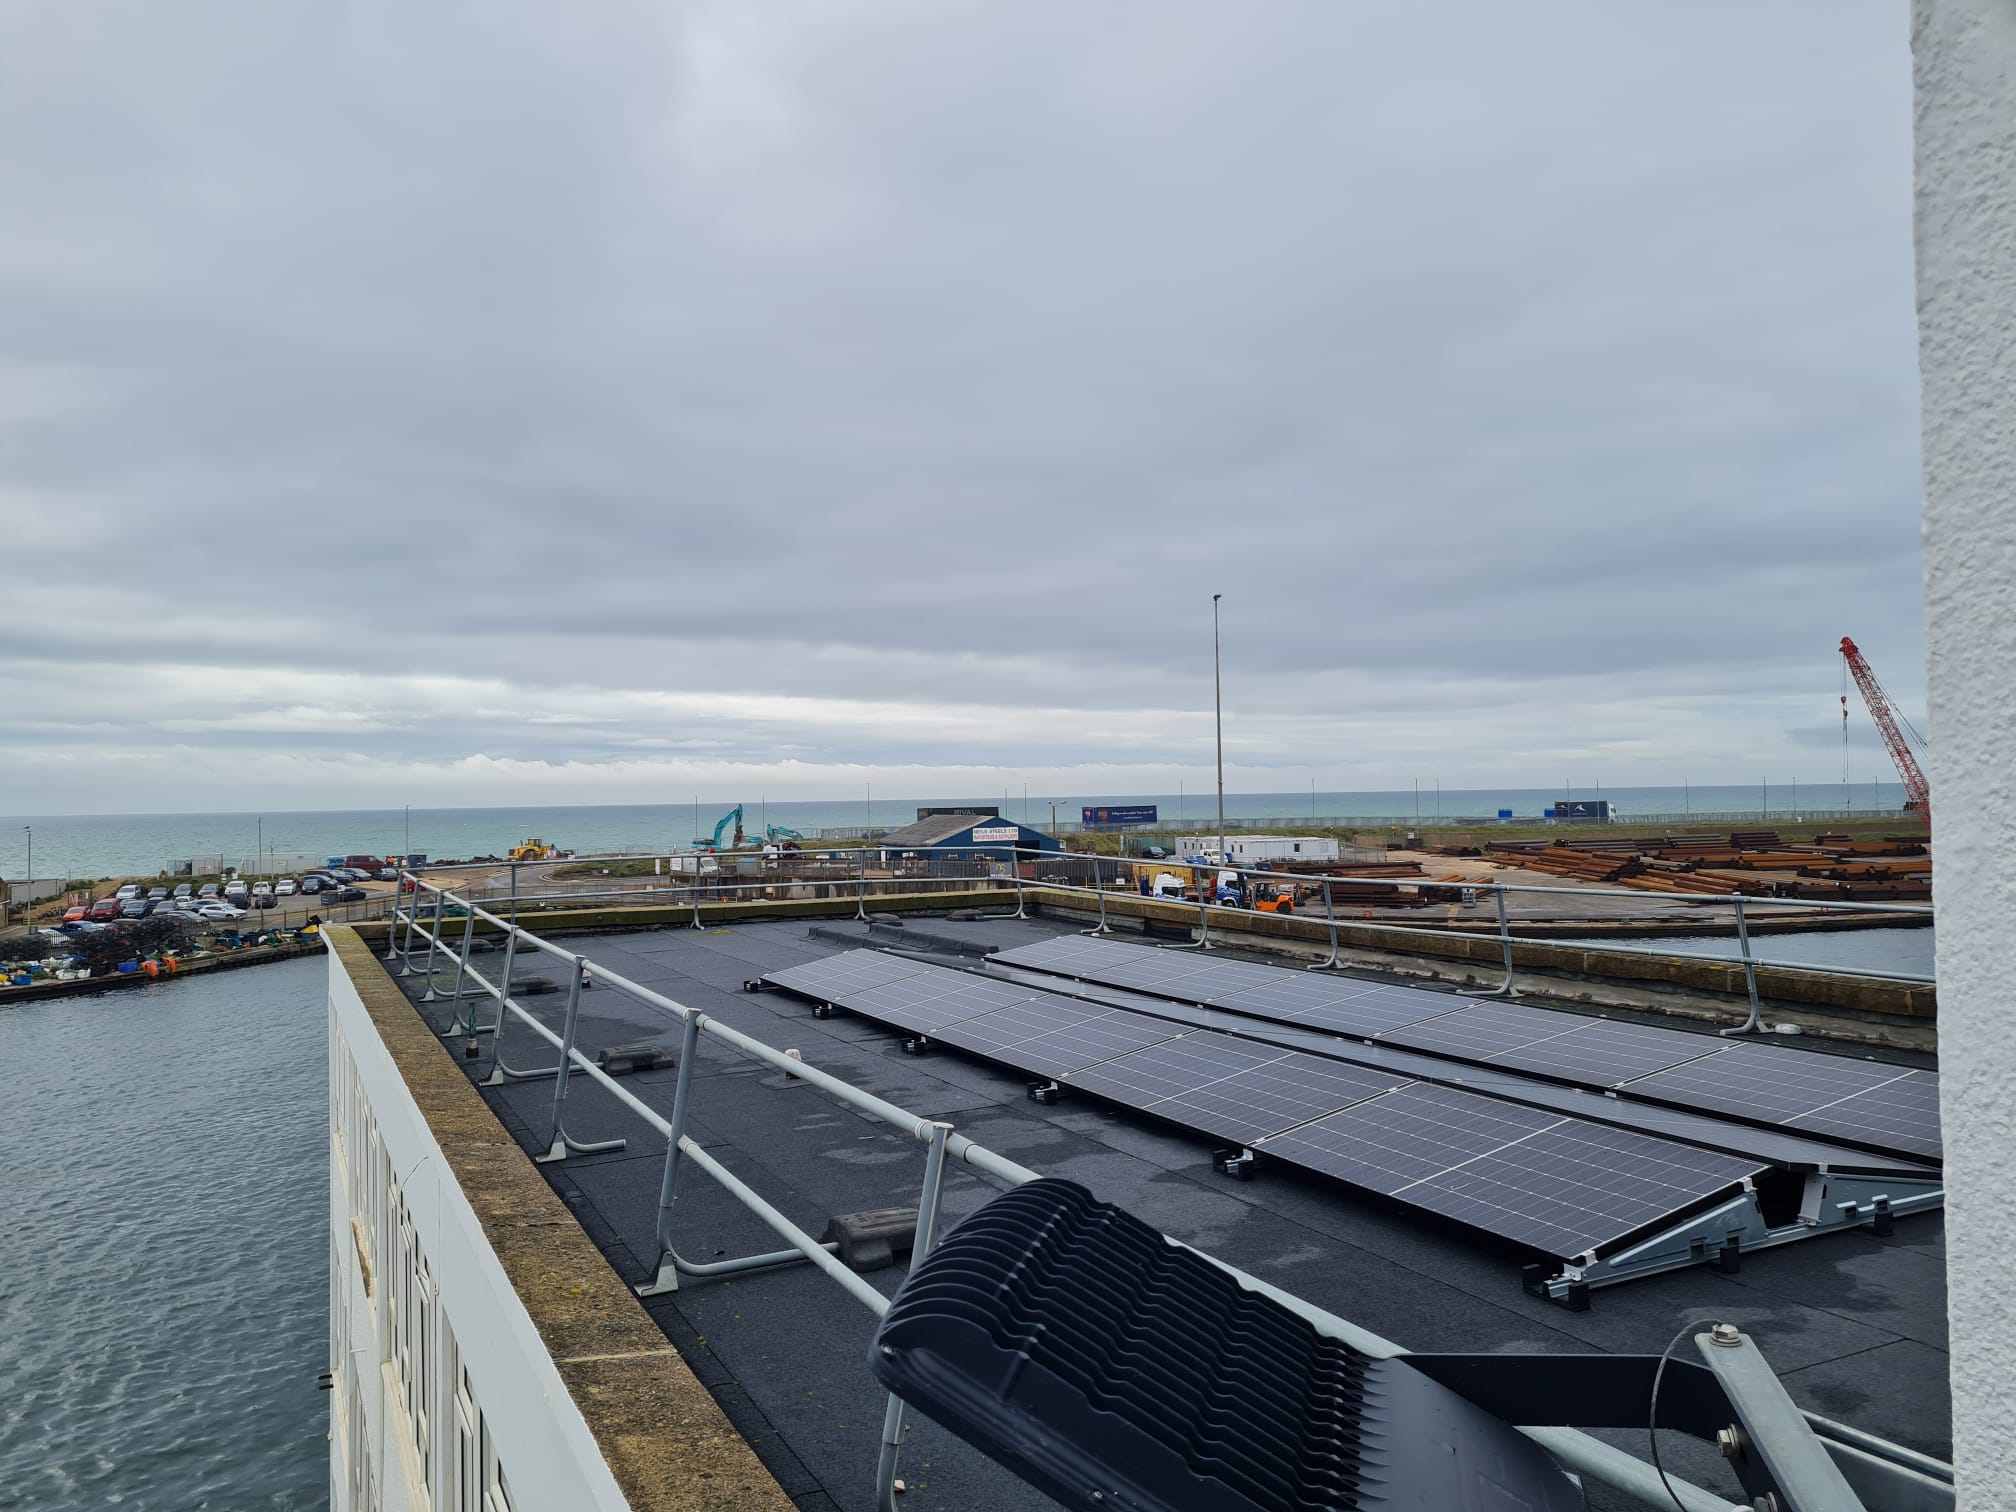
[1784,1069,1942,1162]
[994,936,1464,1036]
[1062,1036,1410,1145]
[1399,1122,1765,1257]
[765,949,936,999]
[845,973,1048,1034]
[1264,1085,1562,1195]
[1064,1035,1290,1111]
[938,1004,1186,1077]
[763,947,1812,1263]
[1377,1002,1580,1060]
[996,938,1944,1161]
[1622,1044,1909,1124]
[1154,1054,1412,1146]
[1486,1018,1726,1088]
[1210,980,1459,1038]
[1264,1085,1764,1258]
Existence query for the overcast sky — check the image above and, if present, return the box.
[0,3,1925,813]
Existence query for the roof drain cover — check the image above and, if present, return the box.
[869,1178,1582,1512]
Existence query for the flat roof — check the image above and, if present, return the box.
[381,912,1949,1512]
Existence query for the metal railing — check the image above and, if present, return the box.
[397,844,1933,1026]
[379,869,1865,1512]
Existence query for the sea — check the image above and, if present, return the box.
[0,783,1909,881]
[0,955,328,1511]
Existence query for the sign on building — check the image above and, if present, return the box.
[1081,805,1158,829]
[968,826,1019,843]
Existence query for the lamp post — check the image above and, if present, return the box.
[22,825,30,917]
[1212,593,1226,865]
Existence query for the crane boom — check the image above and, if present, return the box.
[1839,637,1930,821]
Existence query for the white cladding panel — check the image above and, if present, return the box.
[328,950,633,1512]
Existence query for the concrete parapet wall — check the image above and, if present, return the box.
[363,885,1933,1048]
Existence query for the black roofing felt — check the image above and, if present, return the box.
[387,914,1949,1512]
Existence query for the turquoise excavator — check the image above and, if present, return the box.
[693,809,806,852]
[693,806,746,852]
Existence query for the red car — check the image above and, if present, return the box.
[86,898,123,922]
[63,904,89,923]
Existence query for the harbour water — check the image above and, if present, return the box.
[1,783,1909,879]
[0,955,327,1510]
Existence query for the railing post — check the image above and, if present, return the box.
[445,903,480,1035]
[392,880,423,972]
[1475,885,1522,998]
[537,958,627,1163]
[855,850,870,921]
[1307,880,1342,970]
[876,1121,955,1512]
[385,883,410,962]
[1010,851,1028,919]
[1720,897,1765,1036]
[417,887,447,1000]
[487,929,519,1057]
[1082,854,1112,936]
[636,1012,705,1296]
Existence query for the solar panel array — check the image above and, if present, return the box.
[764,949,1765,1259]
[991,936,1942,1163]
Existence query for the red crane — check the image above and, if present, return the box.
[1839,636,1930,824]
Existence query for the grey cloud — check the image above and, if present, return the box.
[0,2,1925,809]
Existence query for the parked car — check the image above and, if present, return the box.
[87,898,123,922]
[251,881,273,896]
[251,893,277,909]
[63,904,89,923]
[197,902,245,920]
[172,882,194,899]
[328,886,367,903]
[198,882,221,899]
[298,877,327,895]
[223,880,249,901]
[147,886,170,902]
[275,879,298,896]
[375,867,399,881]
[115,883,143,900]
[119,899,151,919]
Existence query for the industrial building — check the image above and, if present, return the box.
[876,811,1060,861]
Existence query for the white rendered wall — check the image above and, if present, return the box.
[1914,2,2016,1505]
[328,951,636,1512]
